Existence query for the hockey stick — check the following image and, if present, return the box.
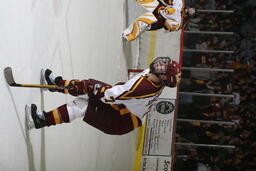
[4,67,69,89]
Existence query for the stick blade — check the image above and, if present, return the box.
[4,67,16,85]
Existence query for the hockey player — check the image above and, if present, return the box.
[122,0,196,41]
[27,57,181,135]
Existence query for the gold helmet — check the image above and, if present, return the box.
[164,7,176,15]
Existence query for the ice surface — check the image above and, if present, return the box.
[0,1,137,171]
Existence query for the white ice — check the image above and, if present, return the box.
[0,0,138,171]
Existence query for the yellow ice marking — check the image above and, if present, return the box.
[147,31,157,66]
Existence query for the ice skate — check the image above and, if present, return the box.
[122,32,129,41]
[25,104,47,129]
[41,68,63,92]
[25,105,35,130]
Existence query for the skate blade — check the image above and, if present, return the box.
[25,105,35,130]
[40,69,48,91]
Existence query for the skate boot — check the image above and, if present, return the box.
[25,104,47,129]
[122,31,129,41]
[41,69,63,92]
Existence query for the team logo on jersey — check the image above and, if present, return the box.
[155,101,174,114]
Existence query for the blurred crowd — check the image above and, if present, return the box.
[175,0,256,170]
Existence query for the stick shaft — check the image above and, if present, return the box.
[10,83,68,89]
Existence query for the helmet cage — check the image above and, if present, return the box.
[150,57,171,76]
[150,57,180,87]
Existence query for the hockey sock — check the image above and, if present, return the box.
[123,13,156,41]
[44,104,70,126]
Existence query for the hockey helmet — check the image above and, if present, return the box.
[150,57,181,87]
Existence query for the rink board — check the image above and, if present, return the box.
[140,98,176,171]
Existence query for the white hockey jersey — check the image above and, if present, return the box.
[100,69,164,118]
[159,0,184,30]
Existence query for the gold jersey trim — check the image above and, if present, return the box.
[117,77,163,100]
